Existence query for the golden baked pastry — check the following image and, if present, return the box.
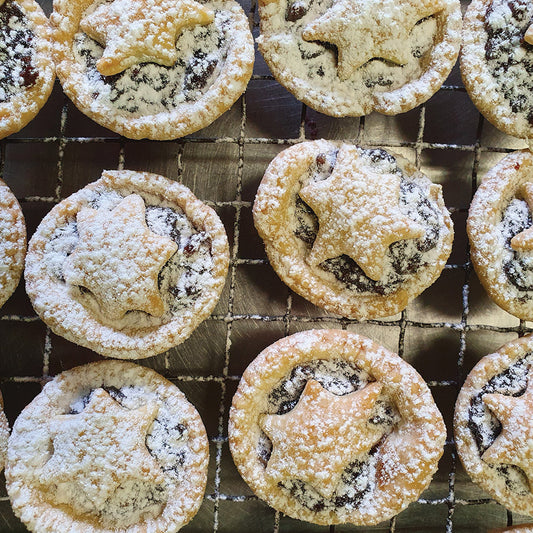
[0,178,26,309]
[25,170,229,359]
[257,0,462,116]
[229,329,446,525]
[468,150,533,320]
[462,0,533,139]
[455,334,533,517]
[6,360,208,532]
[0,0,55,138]
[253,140,454,319]
[51,0,254,139]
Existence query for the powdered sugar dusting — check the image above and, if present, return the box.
[258,0,461,115]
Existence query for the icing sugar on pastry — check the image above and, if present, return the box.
[299,144,425,281]
[253,140,454,319]
[257,0,461,116]
[64,194,178,320]
[80,0,214,76]
[24,170,229,359]
[301,0,447,80]
[52,0,254,139]
[229,329,446,525]
[6,360,209,532]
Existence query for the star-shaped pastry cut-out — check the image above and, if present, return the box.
[260,379,385,499]
[40,388,164,512]
[302,0,446,80]
[299,144,425,281]
[64,194,178,320]
[482,371,533,490]
[80,0,214,76]
[511,183,533,252]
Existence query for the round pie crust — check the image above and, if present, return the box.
[462,0,533,139]
[229,329,446,526]
[6,360,208,533]
[253,140,454,319]
[454,334,533,517]
[0,178,26,309]
[25,169,229,359]
[0,0,55,138]
[468,150,533,320]
[257,0,461,117]
[51,0,254,140]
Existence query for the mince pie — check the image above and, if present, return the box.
[462,0,533,139]
[25,169,229,359]
[0,178,26,309]
[50,0,254,139]
[468,150,533,321]
[257,0,462,117]
[0,0,55,138]
[253,140,454,319]
[455,334,533,517]
[229,329,446,525]
[6,360,208,532]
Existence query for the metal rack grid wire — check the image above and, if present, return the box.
[1,0,533,531]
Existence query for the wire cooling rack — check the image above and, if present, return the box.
[2,0,533,531]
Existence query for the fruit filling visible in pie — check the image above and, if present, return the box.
[0,0,38,102]
[294,148,442,295]
[467,355,532,496]
[73,6,231,114]
[258,359,400,511]
[484,0,533,126]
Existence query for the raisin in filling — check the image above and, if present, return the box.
[294,148,442,295]
[259,360,399,511]
[500,198,533,291]
[73,9,230,114]
[0,0,38,103]
[467,355,532,495]
[484,0,533,125]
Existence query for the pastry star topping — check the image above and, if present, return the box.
[482,373,533,489]
[511,183,533,252]
[80,0,215,76]
[63,194,178,320]
[299,144,425,281]
[302,0,446,80]
[40,388,165,511]
[260,379,384,499]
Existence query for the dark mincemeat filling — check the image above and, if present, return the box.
[500,198,533,291]
[260,360,398,512]
[286,0,436,83]
[76,14,229,112]
[484,0,533,125]
[295,148,442,295]
[48,201,211,313]
[0,0,38,102]
[467,355,531,495]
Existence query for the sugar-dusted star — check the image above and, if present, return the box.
[482,372,533,489]
[299,144,425,281]
[302,0,446,80]
[260,379,384,499]
[80,0,214,76]
[64,194,178,320]
[40,388,164,512]
[511,183,533,251]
